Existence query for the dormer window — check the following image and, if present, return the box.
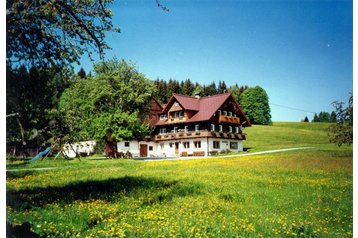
[178,111,184,118]
[160,114,168,120]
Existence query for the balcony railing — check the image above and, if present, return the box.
[154,130,246,141]
[218,115,240,124]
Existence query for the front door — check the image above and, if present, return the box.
[140,144,148,157]
[175,142,179,155]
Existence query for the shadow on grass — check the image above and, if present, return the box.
[7,176,203,210]
[6,170,37,179]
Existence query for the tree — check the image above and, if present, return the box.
[6,0,119,69]
[57,59,157,142]
[329,95,353,146]
[202,82,217,96]
[318,112,330,122]
[240,86,271,125]
[228,84,248,103]
[313,113,319,122]
[303,116,309,122]
[217,80,227,94]
[6,65,70,154]
[182,79,195,96]
[330,111,337,122]
[77,67,87,79]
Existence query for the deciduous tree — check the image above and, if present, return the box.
[240,86,271,125]
[329,95,353,146]
[6,0,119,69]
[57,59,157,141]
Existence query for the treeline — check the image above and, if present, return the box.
[154,78,248,104]
[312,111,337,123]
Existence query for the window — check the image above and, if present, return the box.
[213,141,220,149]
[160,114,168,120]
[229,126,232,133]
[223,111,227,116]
[124,142,130,147]
[219,125,223,132]
[160,143,164,149]
[230,142,238,150]
[183,142,190,148]
[235,127,239,133]
[179,111,184,118]
[184,126,188,132]
[211,124,215,131]
[159,128,167,134]
[234,113,237,118]
[174,127,178,133]
[195,124,200,131]
[229,111,233,117]
[169,143,173,148]
[174,101,179,106]
[174,111,179,118]
[218,110,222,115]
[194,141,201,148]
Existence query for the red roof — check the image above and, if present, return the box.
[156,93,251,126]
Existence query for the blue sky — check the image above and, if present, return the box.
[79,0,353,122]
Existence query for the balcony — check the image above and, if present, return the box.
[154,130,246,141]
[219,115,241,124]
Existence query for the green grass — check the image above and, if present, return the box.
[6,122,352,237]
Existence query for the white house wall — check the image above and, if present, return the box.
[207,138,243,154]
[119,138,243,158]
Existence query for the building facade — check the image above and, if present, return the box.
[117,93,251,157]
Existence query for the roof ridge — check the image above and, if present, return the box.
[173,92,231,100]
[173,93,198,99]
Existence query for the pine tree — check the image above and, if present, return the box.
[77,67,86,79]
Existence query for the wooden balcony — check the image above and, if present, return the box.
[154,130,246,141]
[218,115,241,124]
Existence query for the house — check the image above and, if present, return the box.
[117,92,251,157]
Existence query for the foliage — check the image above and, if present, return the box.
[6,65,71,154]
[303,116,309,122]
[154,79,249,104]
[228,84,249,104]
[57,59,157,142]
[240,86,271,125]
[329,95,353,146]
[6,122,352,237]
[6,0,119,69]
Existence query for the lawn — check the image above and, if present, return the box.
[6,122,353,237]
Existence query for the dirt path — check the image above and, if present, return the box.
[144,147,314,162]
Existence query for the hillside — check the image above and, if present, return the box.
[243,122,333,152]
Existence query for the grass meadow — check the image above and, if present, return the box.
[6,122,353,237]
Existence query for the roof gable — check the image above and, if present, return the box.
[161,94,200,113]
[156,93,251,126]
